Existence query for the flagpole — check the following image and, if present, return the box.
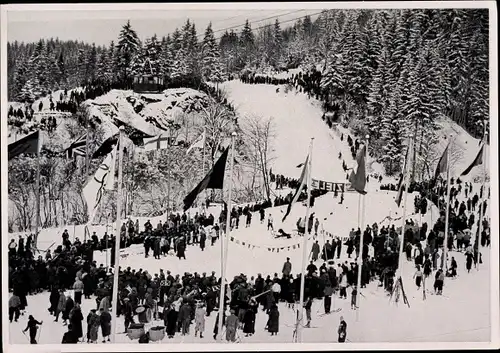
[111,126,125,343]
[442,134,453,274]
[476,126,488,270]
[397,134,413,281]
[35,130,41,248]
[356,134,369,322]
[296,137,314,343]
[85,113,90,176]
[202,128,207,210]
[217,132,236,342]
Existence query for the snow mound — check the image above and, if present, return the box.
[85,88,210,140]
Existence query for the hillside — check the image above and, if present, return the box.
[7,87,225,232]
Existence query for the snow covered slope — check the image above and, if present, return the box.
[435,119,490,181]
[221,80,367,182]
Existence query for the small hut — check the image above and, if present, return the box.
[133,58,164,93]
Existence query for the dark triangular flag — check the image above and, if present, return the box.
[282,155,309,222]
[92,134,118,159]
[349,145,367,195]
[433,142,449,184]
[8,130,40,160]
[461,144,484,176]
[112,118,154,146]
[183,147,230,211]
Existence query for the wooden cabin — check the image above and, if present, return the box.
[133,58,164,93]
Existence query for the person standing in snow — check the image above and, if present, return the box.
[434,269,444,295]
[304,297,313,327]
[73,276,84,305]
[282,257,292,277]
[310,241,320,261]
[194,302,206,338]
[351,286,358,310]
[179,299,192,336]
[414,265,423,289]
[86,309,100,343]
[323,281,334,314]
[243,300,257,336]
[99,307,111,342]
[338,316,347,342]
[23,315,42,344]
[314,218,320,236]
[339,272,348,299]
[266,304,279,336]
[449,257,458,278]
[246,211,252,227]
[9,292,21,322]
[267,214,274,231]
[465,248,474,273]
[225,309,239,342]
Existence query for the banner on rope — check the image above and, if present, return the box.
[311,179,346,192]
[227,235,313,253]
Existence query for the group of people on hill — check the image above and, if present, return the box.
[239,72,291,86]
[8,104,35,121]
[8,160,491,345]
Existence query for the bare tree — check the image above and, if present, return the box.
[197,92,237,167]
[241,114,276,201]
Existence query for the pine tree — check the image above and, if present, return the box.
[380,83,405,175]
[107,41,117,82]
[87,43,98,83]
[161,35,173,82]
[117,20,141,83]
[271,19,284,68]
[201,22,225,83]
[13,58,29,101]
[96,48,109,83]
[170,28,185,82]
[56,50,66,87]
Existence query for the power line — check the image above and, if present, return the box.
[212,10,289,26]
[213,10,324,41]
[197,9,308,38]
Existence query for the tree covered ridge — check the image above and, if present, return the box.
[7,9,489,165]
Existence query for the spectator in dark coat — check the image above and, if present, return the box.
[266,304,280,335]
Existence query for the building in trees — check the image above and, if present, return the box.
[133,58,164,93]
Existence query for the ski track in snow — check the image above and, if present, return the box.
[8,81,491,344]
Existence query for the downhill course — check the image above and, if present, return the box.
[7,80,493,345]
[221,80,358,182]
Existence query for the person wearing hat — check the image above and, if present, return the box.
[225,309,239,342]
[100,307,112,342]
[243,299,257,337]
[86,309,100,343]
[338,316,347,342]
[282,257,292,277]
[122,297,135,333]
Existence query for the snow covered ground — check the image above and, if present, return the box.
[7,81,494,346]
[221,80,357,182]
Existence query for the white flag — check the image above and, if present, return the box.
[105,144,117,191]
[142,134,172,151]
[82,145,117,224]
[186,130,206,155]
